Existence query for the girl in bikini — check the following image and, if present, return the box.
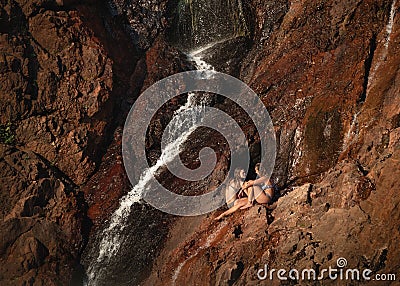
[240,163,275,209]
[214,168,249,221]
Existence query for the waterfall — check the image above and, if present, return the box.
[85,47,217,286]
[170,0,248,51]
[344,2,397,151]
[85,90,209,285]
[342,111,361,151]
[385,0,397,49]
[367,0,397,95]
[84,1,245,284]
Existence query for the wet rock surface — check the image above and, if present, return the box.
[107,0,170,50]
[200,36,252,77]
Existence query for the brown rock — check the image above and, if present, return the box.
[0,146,86,285]
[0,0,116,186]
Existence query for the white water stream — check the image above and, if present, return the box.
[86,43,220,285]
[344,1,397,151]
[385,0,397,49]
[367,0,397,95]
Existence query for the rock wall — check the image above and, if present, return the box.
[144,0,400,285]
[0,0,139,284]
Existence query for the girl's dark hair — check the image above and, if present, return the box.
[255,163,264,175]
[255,163,273,182]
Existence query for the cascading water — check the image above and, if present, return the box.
[367,0,397,95]
[169,0,248,52]
[84,0,248,284]
[85,91,206,285]
[384,0,397,49]
[342,111,361,151]
[343,1,397,151]
[84,29,216,286]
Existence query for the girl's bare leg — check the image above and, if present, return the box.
[241,187,255,209]
[240,192,253,209]
[215,198,248,220]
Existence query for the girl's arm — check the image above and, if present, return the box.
[245,176,269,187]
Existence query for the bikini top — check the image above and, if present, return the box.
[256,175,277,190]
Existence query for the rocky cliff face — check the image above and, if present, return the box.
[144,0,400,285]
[0,0,138,284]
[1,0,399,285]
